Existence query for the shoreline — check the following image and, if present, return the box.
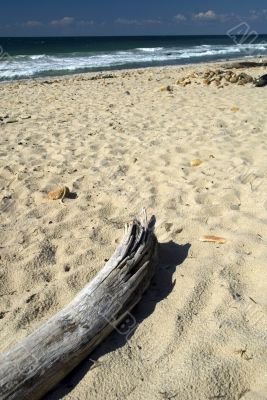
[1,54,266,85]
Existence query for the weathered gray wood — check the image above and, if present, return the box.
[0,211,158,400]
[222,61,267,69]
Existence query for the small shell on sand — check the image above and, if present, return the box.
[199,235,226,244]
[160,85,173,92]
[190,159,202,167]
[231,107,240,112]
[48,186,69,201]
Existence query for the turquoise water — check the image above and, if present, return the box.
[0,35,267,81]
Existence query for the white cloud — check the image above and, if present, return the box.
[11,17,95,30]
[174,14,187,22]
[115,18,139,25]
[115,18,161,26]
[77,20,94,27]
[145,19,162,25]
[22,20,43,28]
[50,16,75,27]
[193,10,217,21]
[191,10,237,23]
[247,9,267,20]
[248,10,260,20]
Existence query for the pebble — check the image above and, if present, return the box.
[231,107,240,112]
[229,76,238,83]
[160,85,173,92]
[190,159,202,167]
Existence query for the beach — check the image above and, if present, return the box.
[1,59,267,399]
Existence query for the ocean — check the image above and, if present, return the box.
[0,35,267,81]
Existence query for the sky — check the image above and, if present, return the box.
[0,0,267,36]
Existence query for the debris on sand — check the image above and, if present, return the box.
[199,235,226,244]
[191,159,202,167]
[176,69,254,88]
[254,74,267,87]
[48,186,70,203]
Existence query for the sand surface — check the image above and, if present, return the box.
[1,60,267,399]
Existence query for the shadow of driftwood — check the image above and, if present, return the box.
[45,240,190,400]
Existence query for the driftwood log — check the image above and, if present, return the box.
[222,61,267,69]
[0,212,158,400]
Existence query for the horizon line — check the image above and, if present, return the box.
[1,33,267,39]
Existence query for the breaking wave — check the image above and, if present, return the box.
[1,41,267,81]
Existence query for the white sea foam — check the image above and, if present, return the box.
[29,54,47,60]
[1,42,267,80]
[136,47,164,52]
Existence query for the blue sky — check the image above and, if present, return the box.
[1,0,267,36]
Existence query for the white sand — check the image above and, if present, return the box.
[0,60,267,399]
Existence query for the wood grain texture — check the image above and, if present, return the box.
[0,211,158,400]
